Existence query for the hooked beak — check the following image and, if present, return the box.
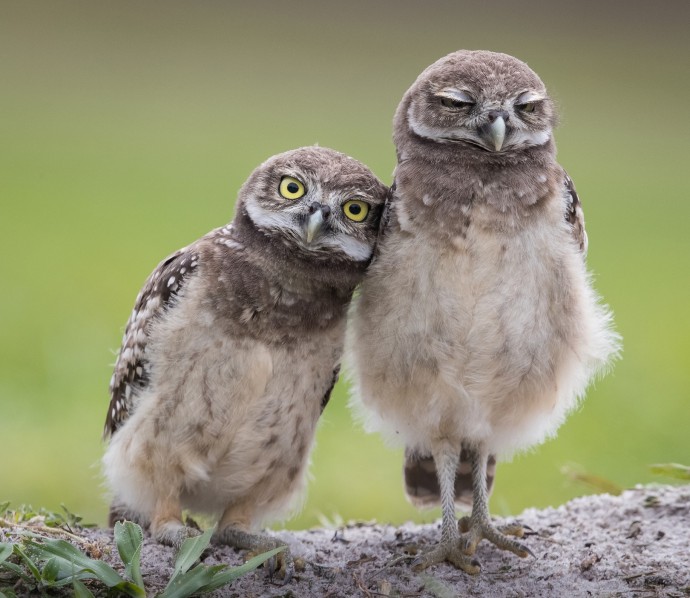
[482,110,508,151]
[305,203,331,243]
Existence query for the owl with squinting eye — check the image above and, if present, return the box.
[348,50,620,574]
[103,146,388,577]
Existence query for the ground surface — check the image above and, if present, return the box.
[2,485,689,597]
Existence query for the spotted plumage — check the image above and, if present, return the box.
[106,247,199,435]
[348,50,620,574]
[103,146,388,576]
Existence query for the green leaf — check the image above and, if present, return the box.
[0,501,10,514]
[650,463,690,480]
[27,538,122,585]
[41,556,60,583]
[560,464,622,495]
[25,538,145,596]
[197,546,285,592]
[72,579,96,598]
[0,559,33,583]
[0,589,19,598]
[0,543,12,564]
[60,504,84,528]
[158,564,221,598]
[171,528,214,578]
[13,544,42,583]
[115,521,144,587]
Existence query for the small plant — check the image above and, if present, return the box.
[0,504,282,597]
[560,463,623,495]
[650,463,690,481]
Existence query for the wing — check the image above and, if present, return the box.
[404,448,496,508]
[104,245,201,438]
[368,180,396,264]
[319,365,341,414]
[563,171,588,255]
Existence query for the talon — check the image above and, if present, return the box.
[265,555,276,578]
[459,518,531,559]
[411,555,427,572]
[498,523,525,538]
[519,545,535,559]
[294,557,307,572]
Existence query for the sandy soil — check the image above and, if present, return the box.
[2,484,689,597]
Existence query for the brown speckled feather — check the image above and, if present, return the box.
[105,243,205,437]
[564,171,588,255]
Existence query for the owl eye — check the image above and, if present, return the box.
[342,200,370,222]
[440,97,474,109]
[516,101,536,113]
[279,176,306,200]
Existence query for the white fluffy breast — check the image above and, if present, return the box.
[347,196,619,458]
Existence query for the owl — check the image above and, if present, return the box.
[103,146,388,576]
[348,51,620,573]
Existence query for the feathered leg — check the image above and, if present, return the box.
[457,446,531,558]
[150,495,201,549]
[213,501,293,582]
[411,444,480,574]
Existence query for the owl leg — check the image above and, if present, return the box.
[108,501,150,528]
[457,447,532,559]
[213,503,293,582]
[150,495,201,549]
[411,445,480,574]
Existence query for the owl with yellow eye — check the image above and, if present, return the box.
[102,146,388,578]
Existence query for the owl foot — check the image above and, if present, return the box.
[458,516,532,558]
[411,540,481,575]
[213,527,293,583]
[152,520,202,550]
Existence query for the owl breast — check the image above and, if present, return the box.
[104,271,345,527]
[351,197,605,457]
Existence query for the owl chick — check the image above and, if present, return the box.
[348,51,620,573]
[103,146,387,575]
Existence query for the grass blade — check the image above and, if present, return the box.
[158,564,220,598]
[650,463,690,480]
[26,538,123,586]
[72,579,96,598]
[0,543,12,564]
[0,559,34,583]
[13,544,42,583]
[197,546,285,592]
[26,538,145,597]
[560,464,623,495]
[171,527,214,578]
[41,556,60,583]
[114,521,144,587]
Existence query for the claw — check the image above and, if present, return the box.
[411,541,480,575]
[459,518,532,558]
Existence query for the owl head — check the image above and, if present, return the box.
[236,146,388,266]
[394,50,557,160]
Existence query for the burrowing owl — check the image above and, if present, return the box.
[348,51,620,573]
[103,146,388,576]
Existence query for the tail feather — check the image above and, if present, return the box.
[404,448,496,509]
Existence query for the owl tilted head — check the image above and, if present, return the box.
[236,146,388,269]
[395,50,557,162]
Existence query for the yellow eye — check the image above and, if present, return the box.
[342,199,370,222]
[517,102,536,113]
[279,176,305,200]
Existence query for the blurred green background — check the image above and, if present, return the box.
[1,1,688,530]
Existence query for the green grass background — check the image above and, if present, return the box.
[1,0,688,529]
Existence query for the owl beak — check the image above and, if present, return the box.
[305,203,331,244]
[483,111,508,151]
